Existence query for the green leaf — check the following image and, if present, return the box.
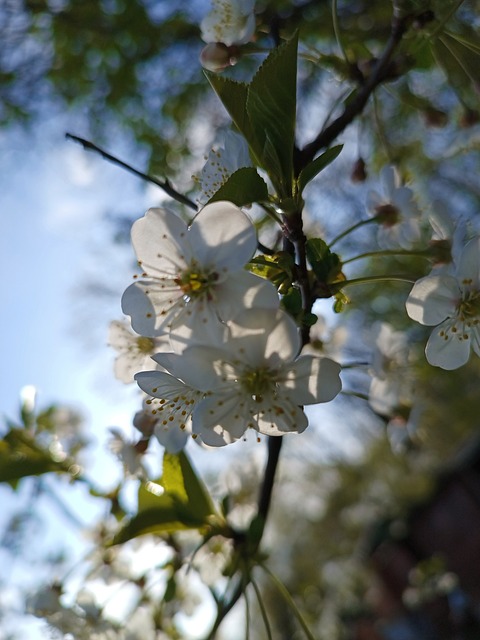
[204,74,259,162]
[170,451,215,522]
[297,145,343,193]
[206,167,268,206]
[112,451,216,545]
[431,33,480,110]
[206,34,299,198]
[248,252,294,292]
[0,428,74,484]
[247,33,298,196]
[305,237,342,283]
[281,286,302,317]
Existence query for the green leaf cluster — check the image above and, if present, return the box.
[206,34,298,199]
[112,451,219,544]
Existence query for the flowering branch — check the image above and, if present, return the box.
[295,8,410,172]
[65,133,197,211]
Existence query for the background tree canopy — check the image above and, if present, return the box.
[2,1,480,639]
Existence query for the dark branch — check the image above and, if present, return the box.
[295,13,409,172]
[65,133,197,211]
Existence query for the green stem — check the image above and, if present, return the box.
[244,573,250,640]
[332,274,416,291]
[342,248,430,264]
[332,0,349,64]
[427,0,465,40]
[260,564,316,640]
[328,218,376,248]
[340,390,370,401]
[251,574,273,640]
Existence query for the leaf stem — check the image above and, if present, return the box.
[260,563,316,640]
[332,274,416,291]
[251,574,273,640]
[342,248,430,264]
[65,133,197,211]
[332,0,349,65]
[328,217,375,248]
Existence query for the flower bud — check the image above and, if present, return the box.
[200,43,239,72]
[351,157,367,183]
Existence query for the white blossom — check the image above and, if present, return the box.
[121,201,279,351]
[108,428,148,477]
[135,365,204,451]
[368,322,414,416]
[366,166,421,249]
[195,130,253,204]
[137,309,342,446]
[108,319,169,383]
[201,0,256,46]
[406,236,480,369]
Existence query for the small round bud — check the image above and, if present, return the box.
[423,107,448,128]
[200,43,239,72]
[459,108,480,128]
[351,157,367,183]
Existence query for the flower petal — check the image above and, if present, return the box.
[283,355,342,405]
[456,236,480,290]
[122,281,179,336]
[425,320,471,369]
[406,275,460,325]
[193,392,248,446]
[228,308,300,366]
[132,207,192,277]
[189,202,257,270]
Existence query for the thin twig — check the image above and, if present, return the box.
[296,10,409,171]
[65,133,197,211]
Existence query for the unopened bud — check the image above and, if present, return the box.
[200,43,239,72]
[423,107,448,128]
[133,409,155,437]
[459,108,480,128]
[351,157,367,183]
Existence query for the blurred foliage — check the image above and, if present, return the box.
[2,0,480,638]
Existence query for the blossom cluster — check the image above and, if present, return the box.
[116,201,342,448]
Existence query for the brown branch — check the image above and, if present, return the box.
[65,133,197,211]
[295,12,409,173]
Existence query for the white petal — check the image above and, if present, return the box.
[160,346,231,392]
[228,308,300,366]
[369,376,402,415]
[256,395,308,435]
[132,207,192,276]
[283,356,342,405]
[425,321,471,369]
[135,370,191,399]
[168,300,229,353]
[406,275,460,325]
[214,270,279,321]
[456,236,480,290]
[122,281,173,336]
[193,392,248,446]
[154,423,190,453]
[189,202,257,270]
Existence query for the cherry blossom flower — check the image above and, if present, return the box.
[137,309,342,446]
[135,361,204,450]
[368,322,414,415]
[121,201,279,350]
[108,320,169,383]
[366,166,421,249]
[108,428,149,477]
[406,236,480,369]
[200,0,256,46]
[195,130,252,204]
